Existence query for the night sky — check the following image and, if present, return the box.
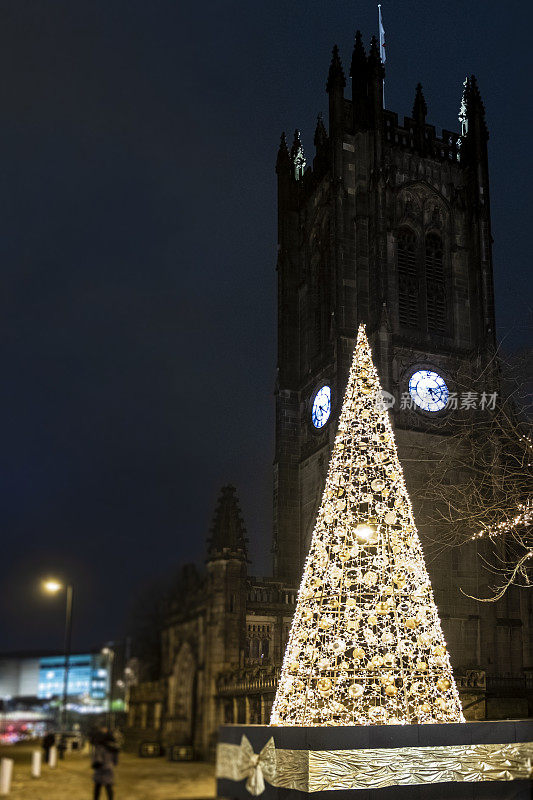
[1,1,531,653]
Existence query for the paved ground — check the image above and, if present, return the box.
[0,743,216,799]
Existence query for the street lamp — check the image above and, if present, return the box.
[101,647,115,728]
[42,579,73,731]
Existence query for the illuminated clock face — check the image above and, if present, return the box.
[408,370,449,412]
[312,385,331,429]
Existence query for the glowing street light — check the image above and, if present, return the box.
[101,647,115,728]
[43,579,63,594]
[41,578,74,730]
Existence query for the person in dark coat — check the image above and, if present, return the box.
[42,731,55,764]
[91,727,119,800]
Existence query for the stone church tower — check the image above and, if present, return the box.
[273,34,532,688]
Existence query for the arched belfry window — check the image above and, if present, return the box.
[397,229,419,328]
[425,233,446,333]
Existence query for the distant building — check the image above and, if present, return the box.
[0,650,111,712]
[38,653,108,703]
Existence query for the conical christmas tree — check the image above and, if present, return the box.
[270,325,464,726]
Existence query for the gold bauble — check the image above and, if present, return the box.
[393,574,406,588]
[434,645,446,657]
[368,614,378,625]
[380,673,395,686]
[363,570,378,586]
[385,684,397,697]
[436,678,451,692]
[302,608,313,622]
[376,601,390,614]
[371,478,385,492]
[288,661,299,674]
[348,684,364,699]
[383,653,395,667]
[405,618,418,630]
[353,647,365,660]
[384,511,397,525]
[317,678,332,697]
[435,697,447,710]
[420,702,431,713]
[331,638,346,654]
[319,617,333,630]
[416,660,428,672]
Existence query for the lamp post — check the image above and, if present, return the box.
[43,579,73,731]
[101,647,115,729]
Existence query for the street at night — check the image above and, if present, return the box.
[0,744,215,799]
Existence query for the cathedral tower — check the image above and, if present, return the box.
[273,35,529,680]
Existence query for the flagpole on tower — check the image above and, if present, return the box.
[378,3,386,107]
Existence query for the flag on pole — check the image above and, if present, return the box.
[378,4,386,63]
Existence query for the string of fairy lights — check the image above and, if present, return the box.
[470,501,532,542]
[270,325,464,727]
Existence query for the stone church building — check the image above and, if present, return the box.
[126,33,533,758]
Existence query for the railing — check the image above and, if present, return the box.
[217,668,281,696]
[217,668,533,700]
[456,670,486,691]
[486,674,533,697]
[129,680,166,702]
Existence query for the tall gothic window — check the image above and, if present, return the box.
[397,229,419,328]
[425,233,446,333]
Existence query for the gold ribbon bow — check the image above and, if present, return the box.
[236,735,277,795]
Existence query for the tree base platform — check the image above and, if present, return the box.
[216,721,532,799]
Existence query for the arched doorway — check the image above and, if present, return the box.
[168,642,196,743]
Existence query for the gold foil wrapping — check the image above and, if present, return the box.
[216,737,533,794]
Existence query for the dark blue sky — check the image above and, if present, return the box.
[0,0,531,651]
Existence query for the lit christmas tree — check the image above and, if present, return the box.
[270,325,464,726]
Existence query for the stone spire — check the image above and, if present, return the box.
[326,45,346,93]
[276,131,291,174]
[367,36,385,121]
[349,30,366,78]
[290,129,306,180]
[367,35,384,77]
[207,485,248,560]
[461,75,489,165]
[350,30,369,128]
[412,83,427,124]
[313,114,327,148]
[465,75,488,140]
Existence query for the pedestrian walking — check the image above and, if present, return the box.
[91,726,119,800]
[41,731,55,764]
[57,733,67,759]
